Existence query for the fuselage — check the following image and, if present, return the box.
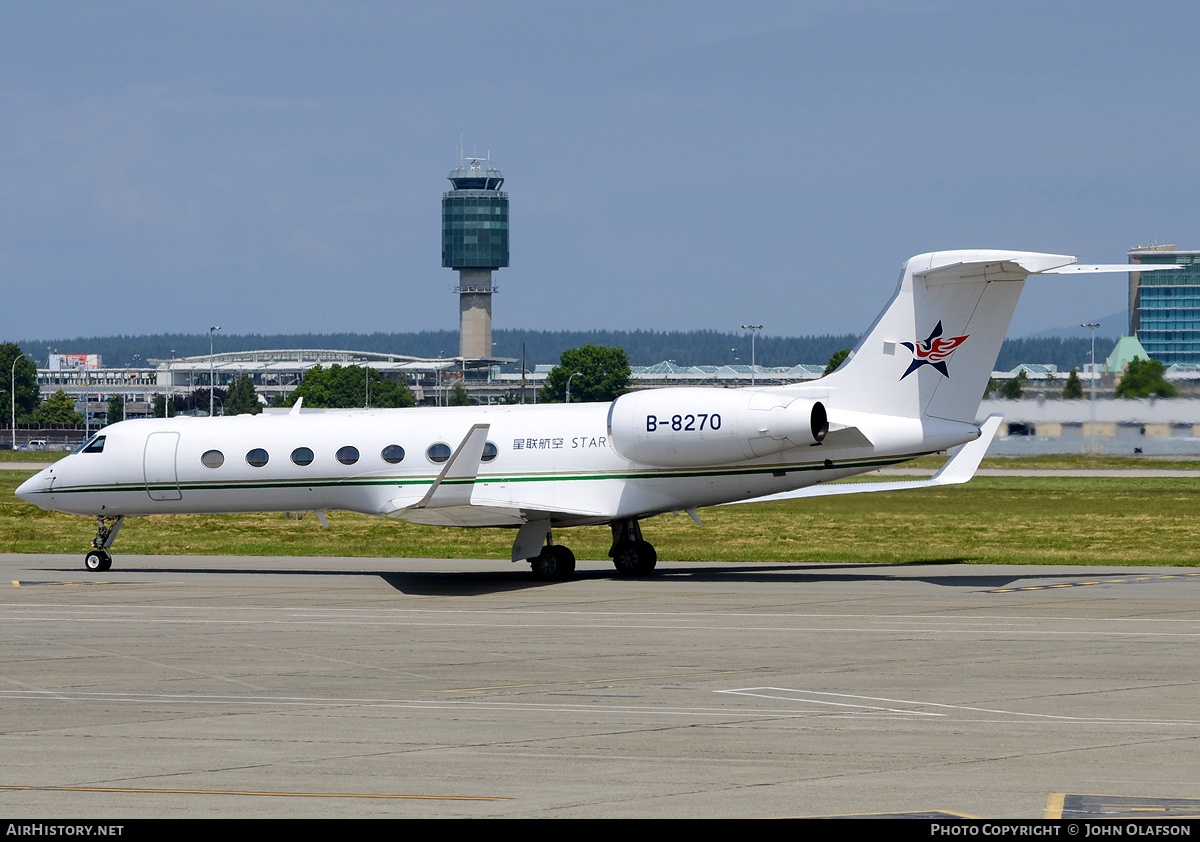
[15,395,978,529]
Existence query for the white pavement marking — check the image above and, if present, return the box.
[717,688,1200,725]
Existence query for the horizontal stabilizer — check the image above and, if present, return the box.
[914,259,1052,284]
[725,414,1002,505]
[1038,264,1181,275]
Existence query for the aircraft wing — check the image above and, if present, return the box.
[724,414,1002,505]
[390,500,613,528]
[379,423,611,526]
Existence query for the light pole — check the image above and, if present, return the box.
[11,353,31,451]
[209,326,221,418]
[1082,322,1099,455]
[523,370,538,404]
[127,355,140,421]
[741,324,763,386]
[565,371,583,404]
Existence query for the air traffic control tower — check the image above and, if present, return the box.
[443,158,508,359]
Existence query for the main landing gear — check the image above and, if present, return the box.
[609,519,656,577]
[523,520,658,580]
[85,515,124,572]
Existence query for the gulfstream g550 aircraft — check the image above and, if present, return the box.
[17,250,1164,578]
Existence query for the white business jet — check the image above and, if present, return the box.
[16,250,1163,578]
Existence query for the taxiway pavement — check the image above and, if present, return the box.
[2,554,1198,818]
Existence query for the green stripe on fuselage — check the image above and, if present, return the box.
[27,452,932,498]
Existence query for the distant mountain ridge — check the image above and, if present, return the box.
[18,329,1118,373]
[1029,310,1127,340]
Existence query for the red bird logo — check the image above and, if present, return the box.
[900,321,969,379]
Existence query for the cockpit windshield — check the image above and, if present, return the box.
[74,435,106,454]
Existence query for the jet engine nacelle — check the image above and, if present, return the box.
[607,388,828,467]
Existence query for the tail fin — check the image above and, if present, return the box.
[821,250,1076,424]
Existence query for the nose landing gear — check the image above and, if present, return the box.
[85,515,124,572]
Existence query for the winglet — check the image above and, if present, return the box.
[408,424,491,510]
[289,397,304,415]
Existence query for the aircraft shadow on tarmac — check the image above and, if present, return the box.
[379,565,1113,595]
[38,560,1124,597]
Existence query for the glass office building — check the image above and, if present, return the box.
[1129,246,1200,365]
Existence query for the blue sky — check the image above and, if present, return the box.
[3,1,1196,343]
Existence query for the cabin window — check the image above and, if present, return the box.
[336,446,360,465]
[246,448,269,468]
[381,444,405,464]
[201,450,224,468]
[426,442,451,463]
[481,441,498,462]
[291,447,314,466]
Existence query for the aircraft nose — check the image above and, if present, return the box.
[15,474,35,501]
[15,468,52,508]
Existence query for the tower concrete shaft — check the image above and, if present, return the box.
[457,269,494,359]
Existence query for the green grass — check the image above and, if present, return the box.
[0,450,67,463]
[2,471,1197,566]
[910,453,1200,470]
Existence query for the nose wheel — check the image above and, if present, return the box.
[85,515,124,572]
[85,549,112,572]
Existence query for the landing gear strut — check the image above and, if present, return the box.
[86,515,124,572]
[609,519,656,576]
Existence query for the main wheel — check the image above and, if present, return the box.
[530,546,576,581]
[633,540,656,573]
[550,545,576,579]
[612,540,656,576]
[84,549,111,572]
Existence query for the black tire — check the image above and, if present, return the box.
[551,545,576,579]
[85,550,111,572]
[531,546,577,581]
[612,540,651,576]
[633,540,657,573]
[530,550,555,580]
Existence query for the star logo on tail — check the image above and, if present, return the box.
[900,321,969,380]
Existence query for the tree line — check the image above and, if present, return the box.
[17,330,1119,372]
[2,338,1180,431]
